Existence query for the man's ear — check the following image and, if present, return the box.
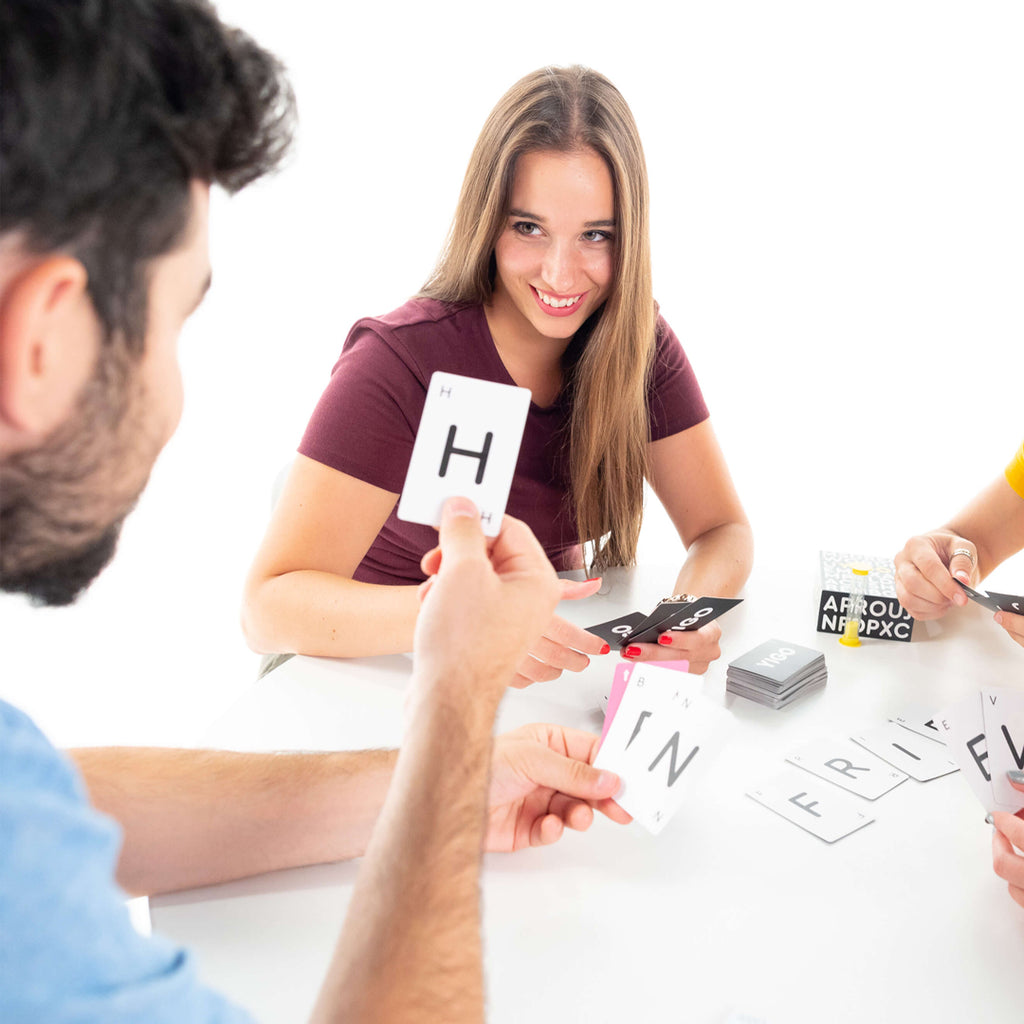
[0,255,102,440]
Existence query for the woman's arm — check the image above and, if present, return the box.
[242,454,421,657]
[626,419,753,671]
[242,454,611,677]
[895,474,1024,622]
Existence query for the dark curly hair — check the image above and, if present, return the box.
[0,0,295,605]
[0,0,296,352]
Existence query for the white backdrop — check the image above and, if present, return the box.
[4,0,1022,748]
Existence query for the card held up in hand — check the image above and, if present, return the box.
[397,372,531,537]
[595,665,732,835]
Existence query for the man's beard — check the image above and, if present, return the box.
[0,343,154,606]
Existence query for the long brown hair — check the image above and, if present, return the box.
[421,66,655,570]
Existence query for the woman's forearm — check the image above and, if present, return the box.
[242,570,422,657]
[671,520,754,598]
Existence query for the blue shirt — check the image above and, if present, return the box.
[0,699,253,1023]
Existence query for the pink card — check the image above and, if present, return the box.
[599,659,690,744]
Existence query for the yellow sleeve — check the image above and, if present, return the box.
[1006,442,1024,500]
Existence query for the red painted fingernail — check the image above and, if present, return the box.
[599,643,611,655]
[624,646,641,658]
[586,577,601,583]
[658,635,674,646]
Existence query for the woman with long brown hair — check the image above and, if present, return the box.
[243,65,753,683]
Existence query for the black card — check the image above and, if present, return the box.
[624,596,743,646]
[955,579,1002,612]
[585,611,647,646]
[986,591,1024,615]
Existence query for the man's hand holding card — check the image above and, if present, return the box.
[594,664,733,834]
[399,372,610,688]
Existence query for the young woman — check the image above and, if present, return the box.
[243,66,753,683]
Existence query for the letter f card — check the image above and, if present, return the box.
[397,372,531,536]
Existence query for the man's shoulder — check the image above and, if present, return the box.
[0,699,90,820]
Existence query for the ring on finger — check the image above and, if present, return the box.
[951,547,976,565]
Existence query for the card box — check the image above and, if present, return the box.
[817,550,914,643]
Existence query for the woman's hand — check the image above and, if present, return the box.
[620,620,722,675]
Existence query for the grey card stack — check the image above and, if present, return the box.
[726,639,827,709]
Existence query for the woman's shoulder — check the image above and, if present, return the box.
[352,296,480,340]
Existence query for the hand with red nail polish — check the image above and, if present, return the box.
[619,621,723,674]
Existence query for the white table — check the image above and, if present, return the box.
[151,564,1024,1022]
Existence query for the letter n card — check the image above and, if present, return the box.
[594,664,733,835]
[397,372,531,536]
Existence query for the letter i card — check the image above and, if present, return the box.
[397,371,531,536]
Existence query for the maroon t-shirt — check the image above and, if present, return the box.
[299,298,708,584]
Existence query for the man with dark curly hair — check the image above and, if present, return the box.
[0,2,627,1019]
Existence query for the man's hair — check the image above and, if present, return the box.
[0,0,295,352]
[0,0,295,604]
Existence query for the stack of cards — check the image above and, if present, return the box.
[726,639,827,709]
[594,663,733,835]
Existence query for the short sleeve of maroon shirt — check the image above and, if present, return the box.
[298,298,708,584]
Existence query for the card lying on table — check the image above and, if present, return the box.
[397,371,531,537]
[595,664,733,835]
[747,767,875,843]
[726,639,827,709]
[786,736,909,800]
[850,722,957,782]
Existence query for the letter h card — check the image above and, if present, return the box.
[397,372,531,536]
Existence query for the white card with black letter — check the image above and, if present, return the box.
[594,665,732,835]
[786,736,908,800]
[935,693,1007,812]
[850,722,958,782]
[981,687,1024,813]
[397,372,531,537]
[747,767,875,843]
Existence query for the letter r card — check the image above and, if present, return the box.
[397,372,531,536]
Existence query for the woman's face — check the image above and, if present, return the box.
[490,147,615,346]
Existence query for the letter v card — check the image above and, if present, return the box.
[397,372,531,537]
[595,666,732,835]
[980,687,1024,813]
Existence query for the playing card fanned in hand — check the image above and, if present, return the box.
[586,597,742,649]
[397,372,531,537]
[595,664,732,835]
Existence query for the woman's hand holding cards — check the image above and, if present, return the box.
[894,530,977,619]
[622,619,723,675]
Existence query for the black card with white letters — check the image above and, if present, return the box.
[626,596,742,646]
[586,597,742,648]
[986,590,1024,614]
[954,579,1003,612]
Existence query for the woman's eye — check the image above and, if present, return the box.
[512,220,542,236]
[582,229,613,243]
